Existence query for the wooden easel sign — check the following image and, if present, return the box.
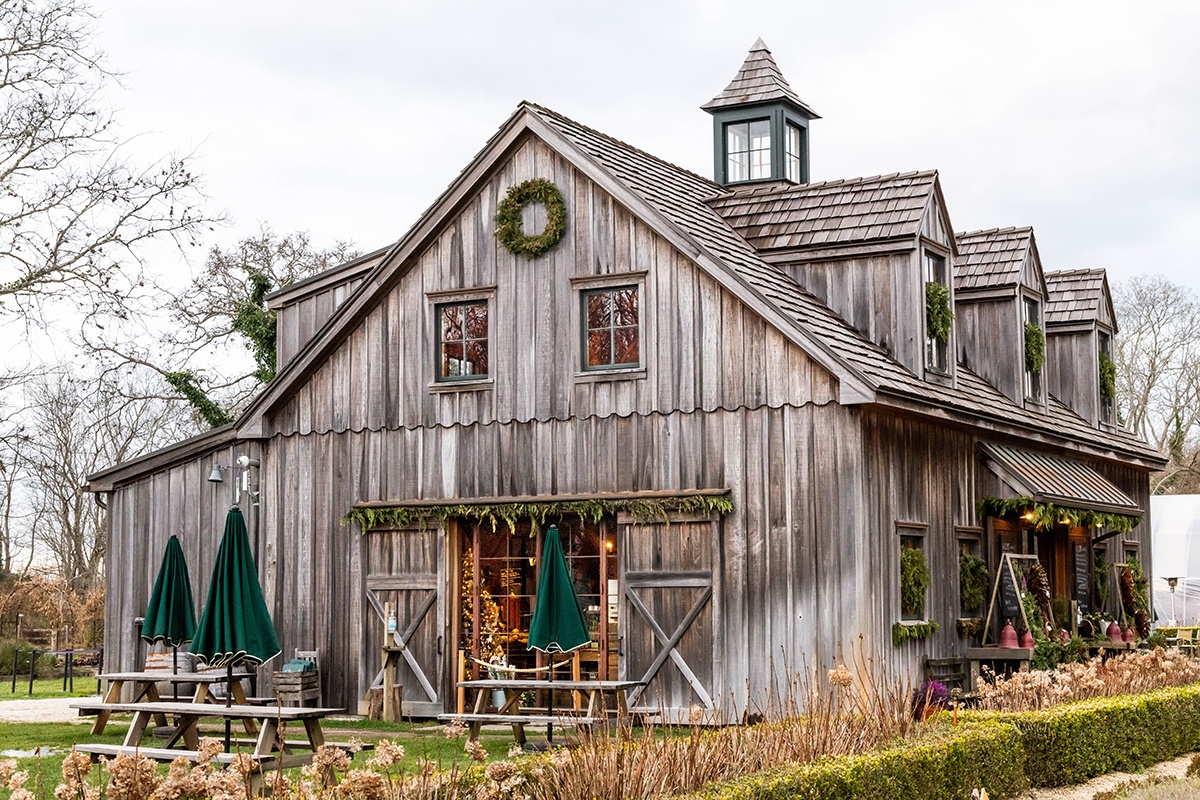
[982,553,1055,645]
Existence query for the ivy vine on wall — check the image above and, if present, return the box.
[925,281,953,341]
[343,494,734,534]
[494,178,567,258]
[1024,322,1045,373]
[977,495,1139,534]
[1099,350,1117,402]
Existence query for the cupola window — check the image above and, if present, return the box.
[725,120,772,183]
[785,123,804,183]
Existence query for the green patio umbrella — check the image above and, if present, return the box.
[527,525,591,745]
[141,535,197,700]
[193,507,280,746]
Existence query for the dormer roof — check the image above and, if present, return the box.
[954,226,1048,297]
[1045,268,1117,333]
[701,38,820,118]
[707,170,938,251]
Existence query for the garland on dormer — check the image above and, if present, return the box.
[1099,350,1117,402]
[925,281,952,341]
[1024,322,1045,373]
[494,178,567,258]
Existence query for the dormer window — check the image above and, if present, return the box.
[1099,331,1115,424]
[1023,297,1043,402]
[725,120,771,183]
[924,252,950,374]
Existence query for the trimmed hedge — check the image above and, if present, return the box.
[1008,684,1200,787]
[685,684,1200,799]
[684,723,1029,800]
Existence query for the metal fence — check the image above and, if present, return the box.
[5,647,102,696]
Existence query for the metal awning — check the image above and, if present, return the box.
[980,443,1141,516]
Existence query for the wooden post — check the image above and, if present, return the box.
[382,601,397,722]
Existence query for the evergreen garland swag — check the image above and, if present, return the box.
[925,281,953,341]
[494,178,567,257]
[977,495,1139,534]
[1099,350,1117,402]
[343,494,734,534]
[959,552,989,614]
[1024,322,1045,373]
[892,620,938,646]
[900,546,930,619]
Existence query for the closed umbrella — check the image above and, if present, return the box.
[192,507,281,747]
[527,524,590,746]
[141,535,197,701]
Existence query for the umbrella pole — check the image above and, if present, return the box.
[547,655,554,746]
[172,644,179,703]
[224,662,232,751]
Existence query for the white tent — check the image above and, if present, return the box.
[1151,495,1200,626]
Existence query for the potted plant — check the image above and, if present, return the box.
[912,679,950,721]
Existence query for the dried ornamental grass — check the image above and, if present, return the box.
[977,647,1200,712]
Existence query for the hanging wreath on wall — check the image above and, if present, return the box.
[1024,322,1045,373]
[494,178,567,257]
[925,281,952,341]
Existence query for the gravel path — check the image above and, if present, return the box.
[0,696,99,724]
[1024,752,1197,800]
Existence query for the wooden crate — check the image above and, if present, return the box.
[272,670,321,705]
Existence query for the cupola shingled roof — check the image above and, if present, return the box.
[701,38,820,118]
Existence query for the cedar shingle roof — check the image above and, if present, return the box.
[526,103,1158,462]
[954,227,1032,291]
[701,38,819,117]
[706,171,937,251]
[1045,269,1108,325]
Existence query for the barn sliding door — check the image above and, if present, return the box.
[620,516,717,722]
[363,526,446,718]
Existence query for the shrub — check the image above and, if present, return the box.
[1009,685,1200,787]
[684,723,1029,800]
[0,638,57,677]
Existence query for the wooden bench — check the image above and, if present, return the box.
[70,743,312,771]
[924,656,978,703]
[438,713,603,745]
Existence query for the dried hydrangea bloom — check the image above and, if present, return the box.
[442,721,466,740]
[464,739,488,762]
[366,739,405,769]
[484,760,516,783]
[339,769,388,800]
[196,738,224,765]
[827,665,853,688]
[7,770,29,791]
[0,760,17,784]
[106,753,160,800]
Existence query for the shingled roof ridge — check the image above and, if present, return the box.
[1045,267,1105,279]
[956,225,1034,240]
[522,101,721,192]
[708,168,939,200]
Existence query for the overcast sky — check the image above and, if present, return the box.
[93,0,1200,293]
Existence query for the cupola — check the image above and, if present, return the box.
[702,38,820,187]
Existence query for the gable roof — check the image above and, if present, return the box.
[1045,268,1117,332]
[227,101,1160,469]
[707,171,938,252]
[701,38,819,117]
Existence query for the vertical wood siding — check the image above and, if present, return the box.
[955,296,1023,403]
[1046,328,1100,425]
[276,277,368,369]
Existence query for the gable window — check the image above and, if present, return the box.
[1023,297,1043,402]
[437,300,489,380]
[583,286,639,369]
[785,123,804,183]
[924,251,950,374]
[725,119,771,182]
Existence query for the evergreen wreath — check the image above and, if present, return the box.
[494,178,567,257]
[1099,350,1117,402]
[1024,322,1045,373]
[925,281,953,341]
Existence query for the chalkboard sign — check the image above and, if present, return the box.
[1074,543,1090,614]
[999,561,1021,621]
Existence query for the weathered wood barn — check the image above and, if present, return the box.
[89,39,1165,721]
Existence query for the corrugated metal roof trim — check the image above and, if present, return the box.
[982,443,1140,513]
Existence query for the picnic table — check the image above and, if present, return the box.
[440,678,644,744]
[69,700,344,780]
[88,670,255,735]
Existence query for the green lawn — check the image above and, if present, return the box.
[0,716,520,793]
[0,678,101,700]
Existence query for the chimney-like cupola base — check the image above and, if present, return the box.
[702,38,820,187]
